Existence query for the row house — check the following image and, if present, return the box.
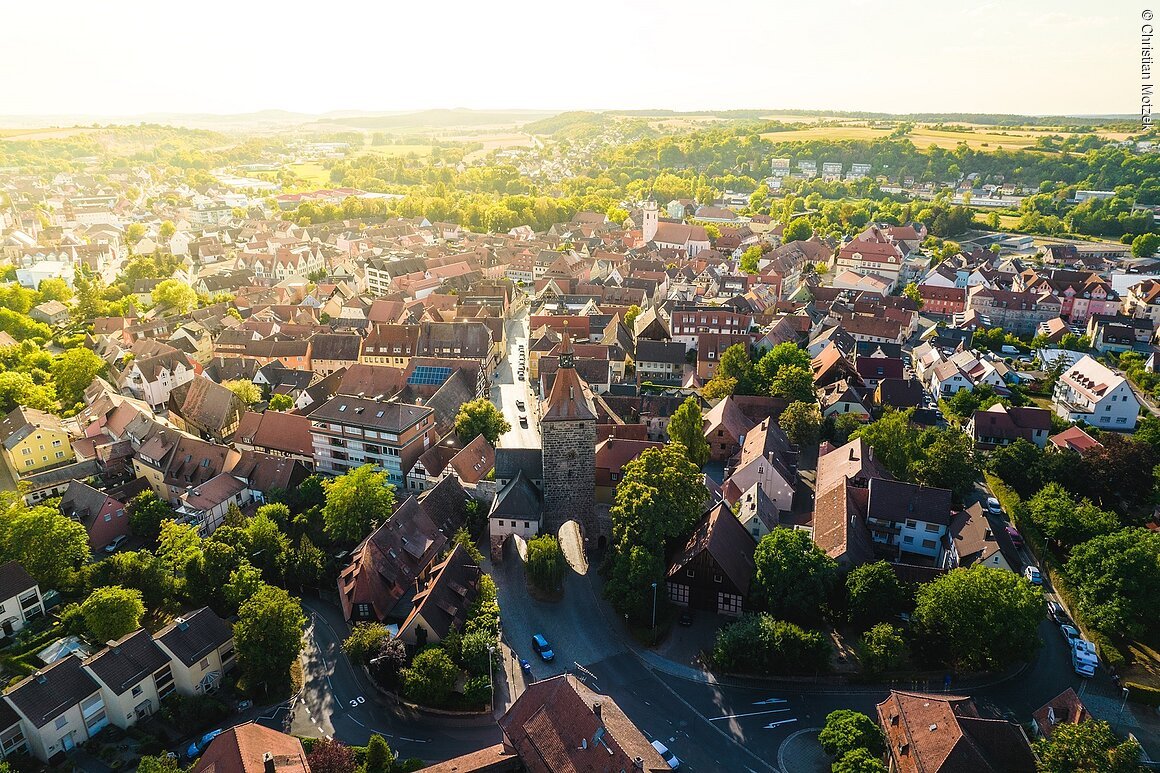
[964,287,1062,335]
[1014,268,1119,322]
[118,341,197,412]
[309,396,437,486]
[1,607,234,764]
[917,285,967,316]
[1121,278,1160,327]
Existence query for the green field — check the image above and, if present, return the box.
[757,122,1112,151]
[285,162,333,186]
[355,144,433,158]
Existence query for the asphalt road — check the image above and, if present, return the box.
[493,312,539,449]
[261,595,500,762]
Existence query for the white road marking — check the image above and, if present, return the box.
[709,708,791,722]
[763,719,797,729]
[752,698,786,705]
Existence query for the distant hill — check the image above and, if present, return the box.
[320,108,558,130]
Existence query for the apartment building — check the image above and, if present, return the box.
[309,396,437,486]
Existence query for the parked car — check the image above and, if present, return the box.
[515,399,526,411]
[104,535,129,553]
[1060,623,1081,646]
[1046,600,1066,622]
[986,497,1002,515]
[651,740,681,770]
[186,729,223,759]
[1023,565,1042,585]
[519,658,533,682]
[531,633,555,662]
[1005,526,1024,548]
[1072,638,1098,677]
[519,415,528,428]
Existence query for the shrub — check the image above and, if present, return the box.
[463,675,492,706]
[859,623,907,675]
[343,623,391,664]
[401,647,458,705]
[713,613,830,675]
[1124,681,1160,707]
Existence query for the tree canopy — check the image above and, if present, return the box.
[454,398,510,445]
[667,397,710,468]
[322,464,396,543]
[752,528,837,622]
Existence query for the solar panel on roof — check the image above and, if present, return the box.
[407,366,452,386]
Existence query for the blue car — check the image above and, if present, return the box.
[531,633,555,662]
[186,729,223,759]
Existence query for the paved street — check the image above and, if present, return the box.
[493,312,539,449]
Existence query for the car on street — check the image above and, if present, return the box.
[1047,600,1066,622]
[651,740,681,769]
[1023,565,1042,585]
[531,633,555,662]
[1060,623,1081,646]
[1005,526,1024,548]
[519,415,528,427]
[186,729,223,759]
[516,399,525,411]
[104,535,129,553]
[519,658,533,682]
[986,497,1002,515]
[518,372,525,381]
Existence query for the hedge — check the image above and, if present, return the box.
[1125,681,1160,707]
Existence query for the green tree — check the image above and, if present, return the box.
[756,342,811,388]
[902,282,924,308]
[739,245,763,274]
[234,585,306,692]
[287,536,325,589]
[51,347,107,408]
[860,622,908,675]
[702,375,738,400]
[159,220,177,240]
[851,409,923,479]
[831,412,864,445]
[752,529,837,622]
[223,379,261,405]
[87,550,172,611]
[268,393,294,411]
[322,464,396,543]
[1033,719,1142,773]
[1066,528,1160,639]
[713,613,830,675]
[364,734,395,773]
[985,438,1045,497]
[846,561,906,628]
[36,277,73,304]
[136,756,184,773]
[912,429,978,500]
[306,738,358,773]
[716,343,756,395]
[768,364,816,403]
[783,219,813,242]
[343,623,391,663]
[526,534,565,591]
[80,585,145,643]
[128,491,172,544]
[667,397,710,468]
[832,748,888,773]
[0,504,90,588]
[454,398,511,444]
[402,647,459,705]
[1131,232,1160,259]
[1026,483,1118,548]
[0,371,57,413]
[151,279,197,314]
[912,566,1042,670]
[779,401,823,446]
[622,305,642,330]
[819,709,885,759]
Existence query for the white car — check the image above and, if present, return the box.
[986,497,1002,515]
[651,740,680,770]
[1060,624,1081,646]
[1023,565,1042,585]
[104,535,129,553]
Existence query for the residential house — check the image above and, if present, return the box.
[396,543,481,648]
[721,417,797,523]
[669,305,753,350]
[193,723,309,773]
[965,286,1062,335]
[233,411,315,467]
[1052,355,1140,430]
[29,301,70,326]
[917,286,967,316]
[5,655,108,761]
[119,340,197,411]
[82,630,173,728]
[495,674,668,773]
[0,407,75,479]
[309,396,437,486]
[875,378,925,411]
[594,438,663,503]
[703,396,754,462]
[488,470,543,558]
[59,480,128,551]
[866,478,952,561]
[152,608,236,696]
[1121,278,1160,327]
[965,404,1052,450]
[0,563,44,640]
[170,377,245,444]
[634,340,686,383]
[309,333,363,376]
[665,503,756,617]
[817,379,870,421]
[876,691,1035,773]
[1030,689,1091,741]
[1047,426,1103,455]
[944,503,1019,572]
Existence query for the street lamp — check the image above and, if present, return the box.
[1118,687,1130,722]
[488,645,496,711]
[650,582,658,631]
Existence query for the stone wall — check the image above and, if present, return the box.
[541,417,598,540]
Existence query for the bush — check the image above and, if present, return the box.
[713,613,830,675]
[401,647,459,705]
[343,623,391,664]
[1089,631,1125,669]
[463,675,492,706]
[159,693,229,733]
[859,623,907,675]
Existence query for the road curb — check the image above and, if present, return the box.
[776,727,823,773]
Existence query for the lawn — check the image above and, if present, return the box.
[284,162,333,186]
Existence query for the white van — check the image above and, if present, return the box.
[1072,638,1098,677]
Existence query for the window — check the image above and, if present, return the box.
[686,569,695,578]
[924,523,940,533]
[905,519,917,528]
[713,573,723,583]
[903,536,914,544]
[668,583,689,604]
[922,539,937,549]
[55,716,68,730]
[524,522,530,529]
[131,685,143,698]
[199,658,210,670]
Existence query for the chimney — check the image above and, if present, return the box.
[634,756,645,770]
[263,752,275,773]
[592,701,602,719]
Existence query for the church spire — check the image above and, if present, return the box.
[559,329,575,369]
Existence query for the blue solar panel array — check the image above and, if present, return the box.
[408,366,452,386]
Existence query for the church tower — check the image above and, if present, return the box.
[539,331,597,540]
[641,198,659,243]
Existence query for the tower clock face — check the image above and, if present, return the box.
[560,352,574,368]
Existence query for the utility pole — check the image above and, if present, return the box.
[651,582,658,632]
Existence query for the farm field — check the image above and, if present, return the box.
[355,144,433,158]
[0,127,97,141]
[760,122,1127,151]
[284,162,333,186]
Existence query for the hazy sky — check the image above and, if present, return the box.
[1,0,1141,117]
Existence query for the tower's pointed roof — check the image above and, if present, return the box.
[541,330,596,422]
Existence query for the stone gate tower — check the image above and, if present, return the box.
[539,331,597,540]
